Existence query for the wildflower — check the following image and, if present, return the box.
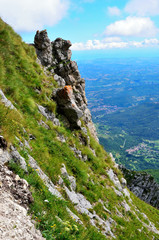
[51,224,56,228]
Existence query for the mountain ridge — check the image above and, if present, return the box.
[0,18,159,239]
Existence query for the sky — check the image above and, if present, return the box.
[1,0,159,60]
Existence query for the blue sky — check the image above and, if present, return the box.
[1,0,159,59]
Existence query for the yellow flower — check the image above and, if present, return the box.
[51,224,56,228]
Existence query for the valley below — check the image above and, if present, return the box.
[78,58,159,183]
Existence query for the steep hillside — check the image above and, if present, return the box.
[0,18,159,240]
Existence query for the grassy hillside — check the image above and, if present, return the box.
[0,18,159,239]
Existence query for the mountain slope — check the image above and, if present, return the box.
[0,18,159,240]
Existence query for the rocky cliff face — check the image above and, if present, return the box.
[34,30,98,141]
[120,165,159,209]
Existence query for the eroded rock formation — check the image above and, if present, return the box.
[34,30,98,141]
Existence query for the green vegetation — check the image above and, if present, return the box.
[0,18,159,239]
[101,103,159,141]
[95,103,159,172]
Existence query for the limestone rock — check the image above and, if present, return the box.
[0,165,44,240]
[52,38,72,62]
[107,168,122,191]
[34,30,53,66]
[120,165,159,209]
[0,165,33,207]
[112,187,123,197]
[0,147,11,165]
[121,200,131,212]
[66,207,83,224]
[61,164,76,191]
[54,74,65,87]
[10,146,27,171]
[53,86,83,128]
[0,89,15,110]
[38,120,50,129]
[37,104,60,126]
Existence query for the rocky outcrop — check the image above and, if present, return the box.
[0,165,33,207]
[0,137,27,171]
[34,30,53,67]
[34,30,98,140]
[37,104,60,126]
[53,86,83,128]
[0,89,15,110]
[0,165,45,240]
[120,165,159,209]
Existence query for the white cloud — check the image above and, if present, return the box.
[103,37,122,43]
[71,38,159,51]
[71,39,128,51]
[125,0,159,16]
[144,38,159,45]
[0,0,70,31]
[108,6,121,16]
[104,16,158,37]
